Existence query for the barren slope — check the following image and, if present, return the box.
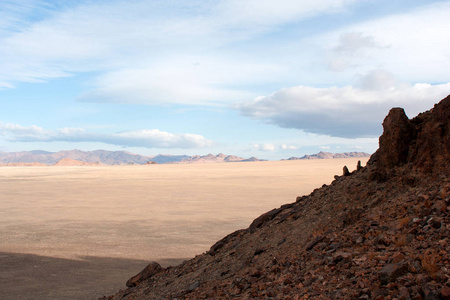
[103,96,450,299]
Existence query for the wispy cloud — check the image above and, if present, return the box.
[0,0,364,104]
[0,123,214,149]
[322,2,450,82]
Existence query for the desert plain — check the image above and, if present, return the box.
[0,158,367,299]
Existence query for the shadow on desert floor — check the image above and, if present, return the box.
[0,252,187,300]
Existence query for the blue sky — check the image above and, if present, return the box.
[1,0,449,160]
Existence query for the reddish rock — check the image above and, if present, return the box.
[379,263,409,285]
[441,286,450,300]
[126,262,163,287]
[392,252,406,264]
[369,107,413,170]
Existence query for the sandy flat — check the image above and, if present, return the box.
[0,158,367,299]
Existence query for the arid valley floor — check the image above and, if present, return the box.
[0,158,367,299]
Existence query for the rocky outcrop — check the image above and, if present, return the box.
[101,96,450,300]
[371,107,414,170]
[369,95,450,175]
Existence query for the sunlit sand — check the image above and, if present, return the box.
[0,158,367,299]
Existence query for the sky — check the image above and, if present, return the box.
[0,0,449,160]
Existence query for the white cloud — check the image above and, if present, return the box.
[253,143,275,151]
[0,123,213,149]
[238,80,450,138]
[0,123,45,136]
[281,144,298,150]
[319,146,330,150]
[323,2,450,82]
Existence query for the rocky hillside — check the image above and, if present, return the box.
[287,151,371,160]
[102,96,450,299]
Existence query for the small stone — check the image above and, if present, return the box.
[306,236,324,251]
[399,286,410,300]
[378,263,408,285]
[440,286,450,300]
[188,281,200,291]
[392,252,406,264]
[427,218,441,229]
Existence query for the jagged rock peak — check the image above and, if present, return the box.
[372,107,414,169]
[368,95,449,175]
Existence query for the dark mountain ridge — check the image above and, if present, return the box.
[287,151,370,160]
[102,95,450,299]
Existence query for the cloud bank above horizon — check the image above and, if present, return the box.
[238,80,450,138]
[0,123,213,149]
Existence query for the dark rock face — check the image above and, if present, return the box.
[409,95,450,174]
[102,96,450,300]
[369,95,450,175]
[343,165,350,176]
[372,107,414,170]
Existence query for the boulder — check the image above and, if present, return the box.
[126,262,163,287]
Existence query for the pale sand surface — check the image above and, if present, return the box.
[0,158,367,299]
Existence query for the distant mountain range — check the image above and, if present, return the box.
[0,150,188,165]
[285,151,370,160]
[168,153,263,164]
[0,150,260,165]
[0,150,370,166]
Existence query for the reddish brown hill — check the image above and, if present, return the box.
[102,96,450,300]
